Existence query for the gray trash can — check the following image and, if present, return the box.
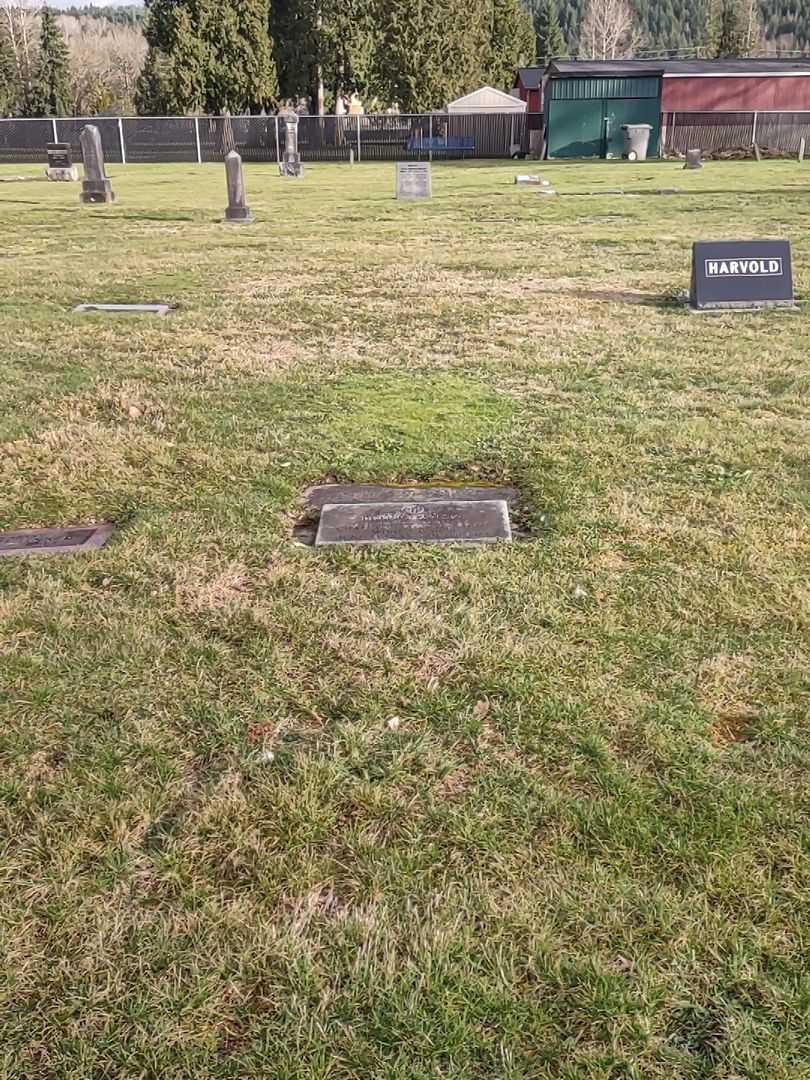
[621,123,652,161]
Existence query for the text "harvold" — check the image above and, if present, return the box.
[705,258,783,277]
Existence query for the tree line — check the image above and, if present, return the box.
[137,0,536,115]
[532,0,808,58]
[1,0,807,121]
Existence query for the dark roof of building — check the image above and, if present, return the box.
[548,58,810,78]
[515,67,543,90]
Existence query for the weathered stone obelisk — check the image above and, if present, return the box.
[79,124,115,204]
[224,150,253,224]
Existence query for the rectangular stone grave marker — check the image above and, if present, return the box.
[74,303,171,316]
[315,499,511,546]
[689,240,794,311]
[46,142,78,181]
[396,162,432,200]
[0,523,114,557]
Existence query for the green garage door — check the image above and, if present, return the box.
[604,97,661,159]
[547,76,661,159]
[546,98,603,158]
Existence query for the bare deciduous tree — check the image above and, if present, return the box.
[58,15,145,114]
[579,0,644,59]
[1,0,37,97]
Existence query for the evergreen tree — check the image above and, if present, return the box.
[136,0,278,115]
[270,0,379,113]
[535,0,566,63]
[27,8,71,117]
[380,0,491,111]
[705,0,759,57]
[487,0,536,88]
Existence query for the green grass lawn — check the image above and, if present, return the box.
[1,158,809,1079]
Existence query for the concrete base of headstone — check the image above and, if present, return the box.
[80,178,115,203]
[224,206,254,224]
[47,166,79,182]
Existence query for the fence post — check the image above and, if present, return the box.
[357,114,361,162]
[51,117,58,142]
[118,117,126,164]
[751,110,758,147]
[429,114,433,162]
[274,116,280,167]
[194,116,202,163]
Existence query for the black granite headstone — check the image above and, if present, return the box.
[690,240,794,311]
[46,142,72,169]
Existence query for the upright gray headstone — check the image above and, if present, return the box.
[79,125,114,204]
[684,148,703,170]
[279,112,304,178]
[395,162,432,200]
[46,142,78,182]
[224,150,253,224]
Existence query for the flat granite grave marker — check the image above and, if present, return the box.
[74,303,171,315]
[79,124,115,204]
[396,162,432,200]
[315,499,511,546]
[689,240,794,312]
[224,150,253,223]
[0,523,114,557]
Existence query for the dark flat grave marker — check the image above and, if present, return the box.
[0,523,114,557]
[74,303,171,316]
[315,499,511,547]
[690,240,794,312]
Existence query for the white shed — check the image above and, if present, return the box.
[446,87,528,157]
[446,86,528,115]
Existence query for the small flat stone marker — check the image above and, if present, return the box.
[224,150,253,223]
[0,523,114,557]
[315,499,511,546]
[515,174,549,186]
[74,303,171,315]
[79,124,114,204]
[396,162,432,200]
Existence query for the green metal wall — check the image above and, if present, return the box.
[549,77,660,101]
[546,76,662,159]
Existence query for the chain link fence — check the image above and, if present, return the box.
[0,113,528,165]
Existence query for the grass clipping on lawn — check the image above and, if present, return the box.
[0,159,808,1078]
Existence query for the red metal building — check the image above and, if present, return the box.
[660,58,810,111]
[516,58,810,158]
